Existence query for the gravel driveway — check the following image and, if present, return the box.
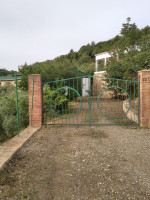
[0,125,150,200]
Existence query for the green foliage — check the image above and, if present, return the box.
[105,18,150,86]
[78,54,91,65]
[0,83,14,98]
[76,63,95,76]
[106,42,150,81]
[19,59,85,90]
[0,68,15,76]
[43,85,69,122]
[120,17,141,45]
[0,85,28,143]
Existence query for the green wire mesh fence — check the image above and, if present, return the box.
[0,73,29,143]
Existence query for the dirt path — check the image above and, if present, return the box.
[0,125,150,200]
[47,99,135,125]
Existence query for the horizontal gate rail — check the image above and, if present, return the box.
[42,75,139,126]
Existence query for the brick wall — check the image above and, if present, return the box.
[139,70,150,128]
[28,74,42,127]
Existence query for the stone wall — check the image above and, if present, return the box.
[92,72,113,98]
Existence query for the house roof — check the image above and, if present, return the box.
[95,51,110,56]
[0,76,21,81]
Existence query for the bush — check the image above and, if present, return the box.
[43,85,70,122]
[0,85,29,143]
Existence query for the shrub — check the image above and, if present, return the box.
[0,85,29,143]
[43,85,70,122]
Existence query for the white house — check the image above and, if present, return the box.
[82,50,119,96]
[95,51,112,72]
[95,50,121,72]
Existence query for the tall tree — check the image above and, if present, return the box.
[120,17,141,45]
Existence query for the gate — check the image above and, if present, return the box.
[43,75,140,126]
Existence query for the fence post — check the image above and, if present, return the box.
[14,72,19,136]
[138,70,150,128]
[28,74,42,127]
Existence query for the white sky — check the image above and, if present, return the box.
[0,0,150,71]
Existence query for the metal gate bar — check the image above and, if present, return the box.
[43,75,139,126]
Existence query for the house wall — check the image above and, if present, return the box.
[82,78,89,96]
[0,80,20,86]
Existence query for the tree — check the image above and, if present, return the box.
[78,54,91,65]
[120,17,141,45]
[0,68,14,76]
[106,42,150,81]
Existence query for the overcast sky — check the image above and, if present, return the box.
[0,0,150,71]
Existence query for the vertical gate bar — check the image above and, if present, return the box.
[112,79,114,124]
[68,80,70,124]
[53,82,55,124]
[126,81,128,124]
[134,82,135,123]
[121,81,123,124]
[73,79,75,124]
[15,71,19,136]
[77,78,78,124]
[84,78,86,123]
[48,83,50,124]
[93,76,95,124]
[69,80,70,124]
[130,80,132,101]
[88,77,91,125]
[62,81,68,124]
[58,83,60,124]
[56,82,58,124]
[81,78,83,123]
[61,81,63,124]
[117,80,119,120]
[42,81,44,125]
[138,75,140,125]
[63,81,65,124]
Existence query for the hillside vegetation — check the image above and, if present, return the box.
[0,83,28,143]
[0,69,15,76]
[18,18,150,89]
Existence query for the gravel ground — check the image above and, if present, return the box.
[0,125,150,200]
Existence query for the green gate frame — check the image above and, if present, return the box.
[43,75,140,126]
[97,86,131,120]
[50,86,82,119]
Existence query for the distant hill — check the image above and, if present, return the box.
[0,68,15,77]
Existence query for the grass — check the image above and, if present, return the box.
[14,189,37,200]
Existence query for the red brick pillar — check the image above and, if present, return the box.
[139,70,150,128]
[28,74,42,127]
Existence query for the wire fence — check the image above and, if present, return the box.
[0,73,29,143]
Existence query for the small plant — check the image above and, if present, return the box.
[43,85,70,122]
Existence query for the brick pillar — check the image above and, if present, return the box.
[28,74,42,127]
[139,70,150,128]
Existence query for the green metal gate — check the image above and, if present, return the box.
[43,75,140,126]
